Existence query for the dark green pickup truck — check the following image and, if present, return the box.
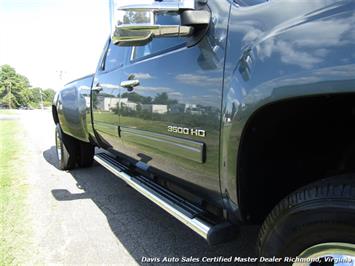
[52,0,355,262]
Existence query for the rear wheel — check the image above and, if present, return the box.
[258,176,355,265]
[55,124,77,170]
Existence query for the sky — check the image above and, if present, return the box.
[0,0,111,90]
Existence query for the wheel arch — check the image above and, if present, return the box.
[235,92,355,223]
[52,105,59,125]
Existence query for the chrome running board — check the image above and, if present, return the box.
[94,153,237,244]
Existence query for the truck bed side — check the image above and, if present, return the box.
[53,74,94,143]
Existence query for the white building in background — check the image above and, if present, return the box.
[142,104,168,114]
[104,98,119,111]
[95,97,119,111]
[94,97,167,113]
[120,98,138,111]
[184,103,197,112]
[84,96,90,108]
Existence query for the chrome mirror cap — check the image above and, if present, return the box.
[110,0,195,46]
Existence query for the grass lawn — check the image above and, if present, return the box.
[0,109,17,115]
[0,118,31,265]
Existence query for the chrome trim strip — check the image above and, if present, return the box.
[121,128,202,152]
[120,127,205,163]
[94,154,211,239]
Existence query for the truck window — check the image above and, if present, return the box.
[104,41,130,71]
[131,14,186,61]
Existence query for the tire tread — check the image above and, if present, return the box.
[258,176,355,255]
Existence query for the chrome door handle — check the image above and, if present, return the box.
[120,79,140,89]
[92,84,103,92]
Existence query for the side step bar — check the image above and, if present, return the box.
[94,153,236,245]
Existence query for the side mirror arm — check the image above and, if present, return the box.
[112,24,193,46]
[117,0,195,12]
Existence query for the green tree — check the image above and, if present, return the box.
[27,87,42,108]
[121,92,152,104]
[42,89,55,103]
[29,88,42,103]
[0,65,30,108]
[153,92,177,105]
[27,88,56,108]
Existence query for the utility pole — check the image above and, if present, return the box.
[58,70,63,80]
[40,88,44,110]
[7,84,11,109]
[56,70,66,91]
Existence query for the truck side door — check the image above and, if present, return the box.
[117,1,230,201]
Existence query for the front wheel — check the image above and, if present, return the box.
[55,124,77,170]
[258,176,355,265]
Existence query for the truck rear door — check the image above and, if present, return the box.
[91,40,130,150]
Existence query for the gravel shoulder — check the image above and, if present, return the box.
[18,110,258,265]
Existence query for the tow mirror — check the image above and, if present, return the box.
[110,0,196,46]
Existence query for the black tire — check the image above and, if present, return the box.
[258,176,355,264]
[78,141,94,168]
[55,124,77,170]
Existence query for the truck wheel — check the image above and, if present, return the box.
[258,176,355,265]
[78,142,94,168]
[55,124,77,170]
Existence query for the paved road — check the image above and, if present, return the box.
[0,113,20,120]
[20,110,258,265]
